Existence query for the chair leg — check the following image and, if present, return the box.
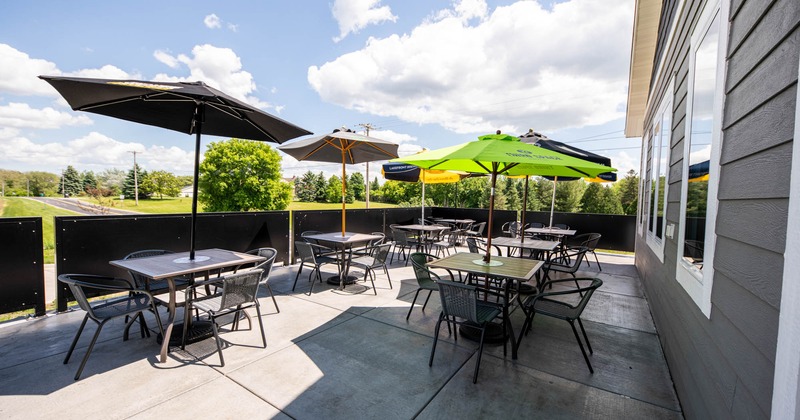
[254,304,267,348]
[569,320,593,374]
[64,315,89,364]
[422,289,433,310]
[473,326,487,384]
[429,312,444,367]
[367,267,377,295]
[592,251,602,271]
[265,282,280,313]
[292,262,305,291]
[74,319,108,380]
[406,289,422,320]
[383,265,392,289]
[210,316,225,367]
[577,318,593,354]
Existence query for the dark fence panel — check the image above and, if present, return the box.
[430,207,517,238]
[523,211,636,251]
[0,218,45,316]
[385,207,428,227]
[55,212,289,311]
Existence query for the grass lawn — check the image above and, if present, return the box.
[0,197,80,264]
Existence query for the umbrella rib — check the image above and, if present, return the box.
[567,166,592,177]
[299,142,334,161]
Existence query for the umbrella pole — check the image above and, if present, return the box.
[549,176,557,228]
[421,182,425,225]
[341,154,346,237]
[484,166,498,264]
[521,176,529,243]
[189,104,204,261]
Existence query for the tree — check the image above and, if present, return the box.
[141,170,181,199]
[349,172,365,201]
[314,172,327,202]
[580,183,623,214]
[198,138,292,211]
[26,171,59,196]
[295,171,318,202]
[613,170,640,215]
[325,175,343,203]
[58,166,83,197]
[122,164,148,199]
[81,171,97,193]
[97,168,126,195]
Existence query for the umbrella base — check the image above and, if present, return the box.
[157,321,215,346]
[326,275,359,286]
[458,322,508,344]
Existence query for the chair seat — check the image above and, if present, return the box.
[191,295,225,313]
[531,298,579,320]
[91,294,153,319]
[475,302,502,324]
[349,255,375,267]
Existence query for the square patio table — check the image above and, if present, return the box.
[303,232,385,289]
[426,252,544,359]
[524,227,577,237]
[110,248,265,363]
[393,224,449,253]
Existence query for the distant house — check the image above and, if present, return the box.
[179,186,193,197]
[626,0,799,418]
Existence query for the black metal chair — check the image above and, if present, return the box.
[429,226,459,258]
[390,228,420,265]
[58,273,163,380]
[540,246,590,292]
[187,269,266,367]
[518,277,603,373]
[464,221,486,239]
[293,241,339,295]
[349,242,393,294]
[566,233,602,271]
[407,253,449,320]
[242,248,280,312]
[429,279,503,383]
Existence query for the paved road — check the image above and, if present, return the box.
[28,197,141,215]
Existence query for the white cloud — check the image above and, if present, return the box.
[332,0,398,42]
[66,64,138,80]
[227,23,239,32]
[154,50,180,68]
[0,44,62,95]
[0,131,196,174]
[152,44,275,110]
[310,0,634,135]
[0,102,93,129]
[204,14,221,29]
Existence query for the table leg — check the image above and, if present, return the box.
[158,277,176,363]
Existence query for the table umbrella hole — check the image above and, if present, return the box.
[173,256,211,264]
[472,259,503,267]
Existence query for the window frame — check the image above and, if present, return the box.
[675,0,727,317]
[645,78,673,262]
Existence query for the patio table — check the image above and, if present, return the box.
[303,232,384,289]
[393,224,449,253]
[490,236,561,258]
[426,252,544,359]
[524,227,577,237]
[110,248,265,363]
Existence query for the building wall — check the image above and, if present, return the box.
[635,0,798,418]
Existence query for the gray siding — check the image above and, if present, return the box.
[635,0,798,418]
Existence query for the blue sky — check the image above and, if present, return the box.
[0,0,639,180]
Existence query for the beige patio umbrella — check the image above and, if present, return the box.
[278,127,399,236]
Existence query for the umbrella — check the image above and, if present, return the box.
[519,130,615,228]
[39,75,312,261]
[688,160,710,182]
[392,132,615,265]
[381,161,468,224]
[278,128,399,236]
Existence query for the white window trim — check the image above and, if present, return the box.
[638,130,649,236]
[645,78,673,262]
[675,0,727,318]
[770,49,800,420]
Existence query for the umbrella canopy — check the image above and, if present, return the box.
[40,75,312,261]
[519,130,615,228]
[382,162,468,224]
[279,128,399,236]
[392,132,614,264]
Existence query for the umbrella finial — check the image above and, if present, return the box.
[496,130,501,134]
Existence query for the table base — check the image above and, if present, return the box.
[458,322,508,344]
[157,321,215,346]
[326,275,360,286]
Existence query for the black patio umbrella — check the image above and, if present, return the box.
[519,129,615,229]
[39,76,312,261]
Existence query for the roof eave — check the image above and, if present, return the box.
[625,0,663,138]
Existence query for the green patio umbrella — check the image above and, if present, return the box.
[392,132,615,265]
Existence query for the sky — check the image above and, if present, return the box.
[0,0,640,182]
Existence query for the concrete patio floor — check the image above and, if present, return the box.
[0,248,682,419]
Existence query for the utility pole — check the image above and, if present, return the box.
[358,123,377,209]
[61,169,65,198]
[129,151,140,206]
[26,178,30,197]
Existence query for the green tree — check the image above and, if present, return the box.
[295,171,318,202]
[314,172,327,202]
[122,164,148,199]
[58,166,83,197]
[81,170,97,193]
[141,170,181,199]
[349,172,365,201]
[26,171,59,196]
[613,170,640,215]
[325,175,343,203]
[199,138,292,211]
[97,168,126,195]
[581,183,623,214]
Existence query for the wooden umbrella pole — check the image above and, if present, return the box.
[549,176,558,228]
[484,165,498,264]
[341,151,346,237]
[520,175,529,243]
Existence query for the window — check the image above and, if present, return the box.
[644,80,673,260]
[637,133,648,235]
[676,0,725,317]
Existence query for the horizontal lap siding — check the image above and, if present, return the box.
[636,0,798,418]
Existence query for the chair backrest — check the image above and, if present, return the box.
[294,241,319,263]
[528,222,546,229]
[58,274,135,318]
[573,278,603,315]
[370,243,393,265]
[509,221,522,238]
[551,246,589,274]
[410,253,441,286]
[246,247,277,281]
[471,222,486,236]
[466,237,481,254]
[301,231,323,245]
[581,233,601,250]
[392,228,410,246]
[218,269,263,310]
[369,232,386,246]
[123,249,174,288]
[437,280,479,323]
[552,224,570,230]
